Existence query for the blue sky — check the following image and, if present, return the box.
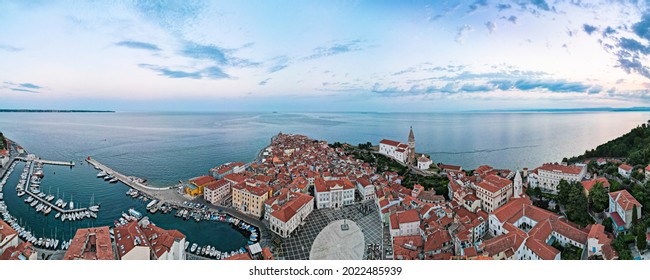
[1,0,650,112]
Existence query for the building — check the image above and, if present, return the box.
[485,198,588,260]
[439,164,462,174]
[645,165,650,179]
[417,155,433,170]
[587,224,617,260]
[536,163,586,194]
[231,182,271,218]
[314,177,355,209]
[393,235,423,260]
[475,174,513,213]
[139,220,186,260]
[266,191,314,238]
[203,179,231,205]
[64,226,114,260]
[513,170,522,198]
[114,221,151,260]
[185,175,216,197]
[618,164,633,178]
[0,220,19,256]
[378,139,410,163]
[210,162,245,179]
[407,126,415,164]
[0,241,36,260]
[0,150,8,168]
[389,209,421,239]
[355,177,375,201]
[608,190,642,233]
[581,177,610,196]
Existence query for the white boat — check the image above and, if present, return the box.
[89,205,100,212]
[55,199,63,206]
[97,171,107,178]
[30,201,38,207]
[109,178,118,183]
[61,202,67,208]
[89,211,97,219]
[55,212,61,219]
[44,206,51,215]
[184,241,189,250]
[190,243,197,253]
[69,201,74,210]
[17,191,25,197]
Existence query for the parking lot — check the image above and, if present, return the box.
[279,200,382,260]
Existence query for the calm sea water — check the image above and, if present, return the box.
[0,111,648,248]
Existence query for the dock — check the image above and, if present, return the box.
[35,159,75,167]
[22,160,87,215]
[86,158,172,191]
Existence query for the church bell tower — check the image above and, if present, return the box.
[408,126,415,164]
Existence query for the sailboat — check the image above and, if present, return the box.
[69,194,74,210]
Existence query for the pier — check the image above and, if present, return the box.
[35,159,75,167]
[24,188,87,214]
[86,158,172,191]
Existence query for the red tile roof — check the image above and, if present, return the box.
[190,175,216,186]
[380,139,401,147]
[204,178,231,191]
[609,190,641,211]
[64,226,114,260]
[538,163,583,175]
[581,177,610,192]
[0,242,35,260]
[525,238,559,260]
[619,164,633,172]
[114,221,150,259]
[397,209,420,224]
[270,192,314,223]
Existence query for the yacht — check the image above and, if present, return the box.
[30,200,38,207]
[44,207,51,215]
[69,201,74,210]
[17,191,25,197]
[61,201,68,208]
[104,175,113,181]
[45,194,54,201]
[97,171,107,178]
[190,243,197,253]
[184,241,189,250]
[109,178,118,183]
[55,212,61,219]
[55,199,63,207]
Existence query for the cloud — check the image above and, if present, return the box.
[19,83,42,89]
[485,21,497,34]
[258,78,270,86]
[529,0,551,11]
[496,3,512,12]
[509,79,591,92]
[115,40,161,51]
[618,57,650,79]
[619,38,649,54]
[632,13,650,41]
[468,0,488,13]
[10,88,39,93]
[138,63,229,79]
[455,25,474,44]
[0,44,22,52]
[268,56,290,73]
[583,24,597,35]
[502,15,518,24]
[603,26,617,36]
[303,40,366,60]
[180,42,228,64]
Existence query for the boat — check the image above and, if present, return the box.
[201,246,206,255]
[25,196,34,203]
[55,212,61,219]
[109,178,118,183]
[89,205,100,212]
[17,191,25,197]
[97,171,107,178]
[184,241,189,250]
[104,175,113,181]
[30,201,38,207]
[38,193,46,198]
[55,198,63,206]
[46,194,54,201]
[190,243,197,253]
[121,212,130,220]
[128,208,142,219]
[44,206,51,215]
[146,200,158,209]
[69,201,74,210]
[61,214,66,222]
[61,201,68,208]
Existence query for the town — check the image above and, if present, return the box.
[1,125,649,260]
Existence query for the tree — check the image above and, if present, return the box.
[603,218,613,233]
[637,225,647,251]
[557,180,572,205]
[633,204,638,226]
[589,182,609,212]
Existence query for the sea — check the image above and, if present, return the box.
[0,111,648,250]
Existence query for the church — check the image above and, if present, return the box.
[379,127,417,164]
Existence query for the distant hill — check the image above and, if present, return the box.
[0,109,114,113]
[569,120,650,165]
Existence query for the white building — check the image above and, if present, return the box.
[203,179,231,205]
[618,164,633,178]
[474,175,513,213]
[513,170,522,198]
[314,178,355,209]
[379,139,410,163]
[417,155,433,170]
[536,163,586,194]
[355,177,376,201]
[0,156,8,169]
[0,220,19,256]
[267,192,314,238]
[389,209,421,239]
[608,190,642,232]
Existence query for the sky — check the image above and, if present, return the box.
[1,0,650,112]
